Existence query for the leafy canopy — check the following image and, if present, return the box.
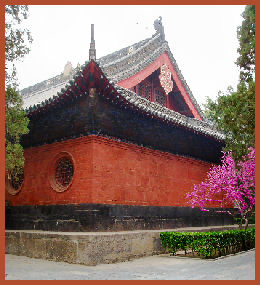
[236,5,255,83]
[204,80,255,162]
[5,5,32,178]
[204,5,255,162]
[189,6,255,228]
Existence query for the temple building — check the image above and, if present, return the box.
[5,18,234,231]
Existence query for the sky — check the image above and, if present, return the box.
[15,5,246,107]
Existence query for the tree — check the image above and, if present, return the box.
[204,80,255,162]
[186,148,255,229]
[5,5,32,180]
[188,6,256,228]
[236,5,255,83]
[5,88,29,179]
[204,5,255,162]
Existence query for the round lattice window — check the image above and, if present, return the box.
[6,168,24,195]
[55,157,74,187]
[49,152,75,192]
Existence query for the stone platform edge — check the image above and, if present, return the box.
[5,224,254,266]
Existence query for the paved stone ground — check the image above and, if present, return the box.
[5,249,255,280]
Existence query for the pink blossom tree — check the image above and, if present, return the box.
[186,148,255,229]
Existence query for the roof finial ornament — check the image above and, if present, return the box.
[153,16,165,41]
[89,24,96,61]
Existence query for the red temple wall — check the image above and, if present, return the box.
[90,136,213,207]
[6,135,215,207]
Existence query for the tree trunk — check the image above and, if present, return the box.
[239,218,243,229]
[244,218,249,230]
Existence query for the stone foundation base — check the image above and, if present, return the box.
[5,225,244,266]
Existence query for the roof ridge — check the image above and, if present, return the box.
[107,42,168,82]
[22,81,67,99]
[20,67,80,97]
[99,33,162,68]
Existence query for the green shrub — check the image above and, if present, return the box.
[160,228,255,259]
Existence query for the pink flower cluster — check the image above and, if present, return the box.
[186,148,255,219]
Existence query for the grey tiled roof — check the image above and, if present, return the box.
[97,36,152,67]
[19,35,157,101]
[99,34,163,81]
[20,25,224,141]
[21,32,203,117]
[22,81,68,110]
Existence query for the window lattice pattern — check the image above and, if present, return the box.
[155,89,166,106]
[55,157,74,187]
[138,82,152,101]
[10,170,24,190]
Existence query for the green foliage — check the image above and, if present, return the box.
[236,5,255,83]
[5,5,33,86]
[160,228,255,259]
[5,87,29,178]
[204,80,255,161]
[204,5,255,162]
[5,5,32,177]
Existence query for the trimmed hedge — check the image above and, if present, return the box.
[160,228,255,258]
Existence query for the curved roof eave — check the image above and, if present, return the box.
[23,59,225,142]
[112,84,225,142]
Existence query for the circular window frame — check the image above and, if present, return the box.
[6,170,24,196]
[49,151,75,193]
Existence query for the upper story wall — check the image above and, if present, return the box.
[129,68,195,117]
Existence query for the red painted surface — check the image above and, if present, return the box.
[117,52,202,120]
[6,135,216,207]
